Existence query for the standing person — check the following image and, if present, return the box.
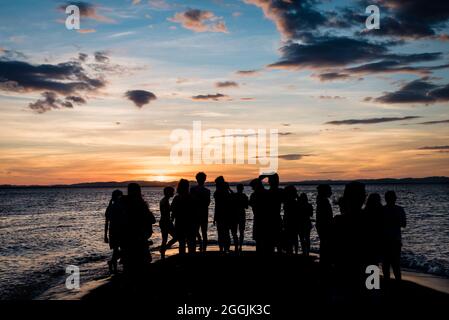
[159,186,177,259]
[214,176,232,253]
[283,185,300,254]
[232,184,249,252]
[382,191,406,282]
[261,173,284,253]
[104,189,124,274]
[364,193,383,265]
[316,184,333,266]
[121,183,155,277]
[171,179,196,255]
[190,172,211,252]
[298,193,313,257]
[249,178,269,254]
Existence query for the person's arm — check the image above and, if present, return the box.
[104,206,110,243]
[400,207,406,228]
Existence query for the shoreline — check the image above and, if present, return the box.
[36,245,449,300]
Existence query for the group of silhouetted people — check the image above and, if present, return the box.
[104,173,406,284]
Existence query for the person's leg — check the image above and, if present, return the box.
[382,246,391,282]
[392,243,402,281]
[230,223,238,252]
[167,224,177,248]
[305,229,311,257]
[200,219,208,252]
[111,247,119,273]
[239,222,245,251]
[160,229,168,259]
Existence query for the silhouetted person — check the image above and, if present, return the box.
[298,193,313,257]
[121,183,155,277]
[171,179,196,255]
[364,193,383,265]
[190,172,211,252]
[260,173,284,253]
[316,184,333,265]
[231,184,248,252]
[214,176,232,253]
[104,189,123,274]
[382,190,406,282]
[333,181,367,283]
[283,185,300,254]
[249,178,270,254]
[159,186,177,259]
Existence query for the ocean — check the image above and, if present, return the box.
[1,184,448,300]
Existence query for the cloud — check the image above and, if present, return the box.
[244,0,326,40]
[168,9,228,33]
[314,72,350,82]
[325,116,421,125]
[78,53,88,62]
[318,95,345,100]
[215,81,239,88]
[374,78,449,104]
[28,91,86,114]
[0,59,105,95]
[191,93,229,101]
[125,90,157,108]
[418,119,449,125]
[278,154,310,160]
[358,0,449,40]
[58,1,115,23]
[417,145,449,150]
[268,37,388,70]
[94,51,109,63]
[77,28,96,34]
[236,69,259,76]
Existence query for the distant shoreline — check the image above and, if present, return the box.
[1,176,448,189]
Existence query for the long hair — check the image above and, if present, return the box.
[177,179,189,195]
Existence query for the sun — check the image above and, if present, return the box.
[152,175,168,182]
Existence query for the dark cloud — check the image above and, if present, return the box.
[168,9,227,33]
[235,69,259,76]
[374,78,449,104]
[58,1,114,23]
[191,93,229,101]
[28,91,85,114]
[360,0,449,40]
[78,53,88,62]
[94,51,109,63]
[215,81,239,88]
[268,37,387,70]
[418,145,449,150]
[0,60,104,95]
[278,154,310,160]
[244,0,327,40]
[125,90,157,108]
[418,119,449,125]
[325,116,421,125]
[314,72,350,82]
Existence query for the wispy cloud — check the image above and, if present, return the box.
[325,116,421,125]
[168,9,228,33]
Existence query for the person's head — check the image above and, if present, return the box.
[177,179,189,195]
[385,190,397,206]
[284,185,297,201]
[237,183,244,193]
[195,172,207,186]
[298,192,309,204]
[366,193,382,209]
[317,184,332,198]
[163,186,175,198]
[342,181,366,213]
[250,178,263,191]
[111,189,123,202]
[215,176,226,190]
[127,183,142,199]
[268,173,280,188]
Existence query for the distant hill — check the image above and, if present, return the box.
[1,176,448,189]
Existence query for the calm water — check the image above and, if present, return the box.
[1,184,449,299]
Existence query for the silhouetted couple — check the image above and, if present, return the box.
[104,183,155,277]
[214,176,249,253]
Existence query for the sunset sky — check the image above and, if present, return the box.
[0,0,448,185]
